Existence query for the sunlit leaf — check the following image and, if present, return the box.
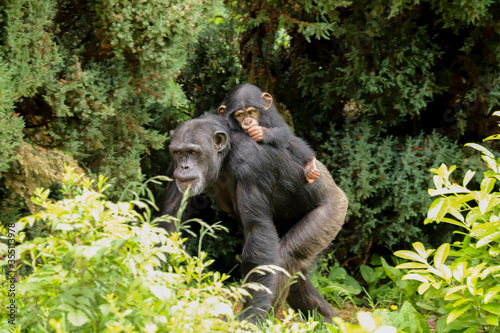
[68,310,89,327]
[445,285,467,299]
[481,178,497,194]
[483,303,500,316]
[434,243,450,268]
[447,304,472,324]
[486,155,500,173]
[452,262,467,283]
[480,265,500,279]
[395,262,428,270]
[402,273,429,283]
[418,282,431,295]
[477,231,500,248]
[485,286,500,304]
[394,250,428,264]
[427,198,448,222]
[485,314,499,326]
[465,143,495,159]
[463,170,476,187]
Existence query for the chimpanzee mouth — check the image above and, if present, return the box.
[177,179,197,191]
[176,177,204,196]
[241,118,257,130]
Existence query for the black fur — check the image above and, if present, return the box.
[220,83,316,166]
[162,113,348,323]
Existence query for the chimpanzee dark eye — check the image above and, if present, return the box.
[235,110,245,120]
[175,151,181,156]
[190,150,197,156]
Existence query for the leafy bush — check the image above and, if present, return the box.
[394,118,500,332]
[310,253,363,307]
[0,167,242,332]
[321,121,464,253]
[0,167,402,332]
[226,0,500,141]
[0,0,218,225]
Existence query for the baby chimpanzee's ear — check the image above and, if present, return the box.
[217,105,227,119]
[261,93,273,111]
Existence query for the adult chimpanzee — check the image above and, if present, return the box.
[162,113,347,323]
[218,84,320,184]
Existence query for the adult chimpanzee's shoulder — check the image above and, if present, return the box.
[199,112,229,130]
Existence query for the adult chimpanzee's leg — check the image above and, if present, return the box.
[236,182,282,323]
[277,162,348,321]
[286,274,337,322]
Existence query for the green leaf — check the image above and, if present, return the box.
[476,231,500,248]
[483,303,500,316]
[474,191,494,214]
[463,170,475,187]
[484,286,500,304]
[445,285,467,299]
[484,133,500,141]
[359,264,376,284]
[427,198,448,222]
[465,143,495,159]
[402,273,429,283]
[485,314,499,326]
[394,250,428,264]
[452,262,467,283]
[67,310,89,327]
[395,263,429,270]
[434,243,449,268]
[439,217,467,228]
[447,304,472,324]
[413,242,432,259]
[481,177,496,194]
[418,282,431,295]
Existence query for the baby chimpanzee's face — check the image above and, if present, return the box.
[234,107,260,130]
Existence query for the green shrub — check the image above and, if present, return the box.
[321,121,464,253]
[0,0,219,226]
[394,116,500,332]
[0,167,242,332]
[0,167,402,332]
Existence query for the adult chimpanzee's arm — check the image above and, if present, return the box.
[236,181,281,322]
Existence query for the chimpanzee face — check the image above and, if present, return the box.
[218,84,273,131]
[234,107,260,130]
[169,119,228,196]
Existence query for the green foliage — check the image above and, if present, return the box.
[394,124,500,332]
[225,0,500,139]
[0,167,243,332]
[321,121,464,253]
[179,3,244,114]
[360,255,445,316]
[0,0,219,223]
[0,167,401,332]
[374,301,431,333]
[0,63,23,175]
[310,253,363,307]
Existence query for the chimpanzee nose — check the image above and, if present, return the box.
[181,164,191,171]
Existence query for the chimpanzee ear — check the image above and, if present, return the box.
[261,93,273,110]
[218,105,227,119]
[214,131,228,152]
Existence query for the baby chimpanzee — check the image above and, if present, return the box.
[217,84,319,183]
